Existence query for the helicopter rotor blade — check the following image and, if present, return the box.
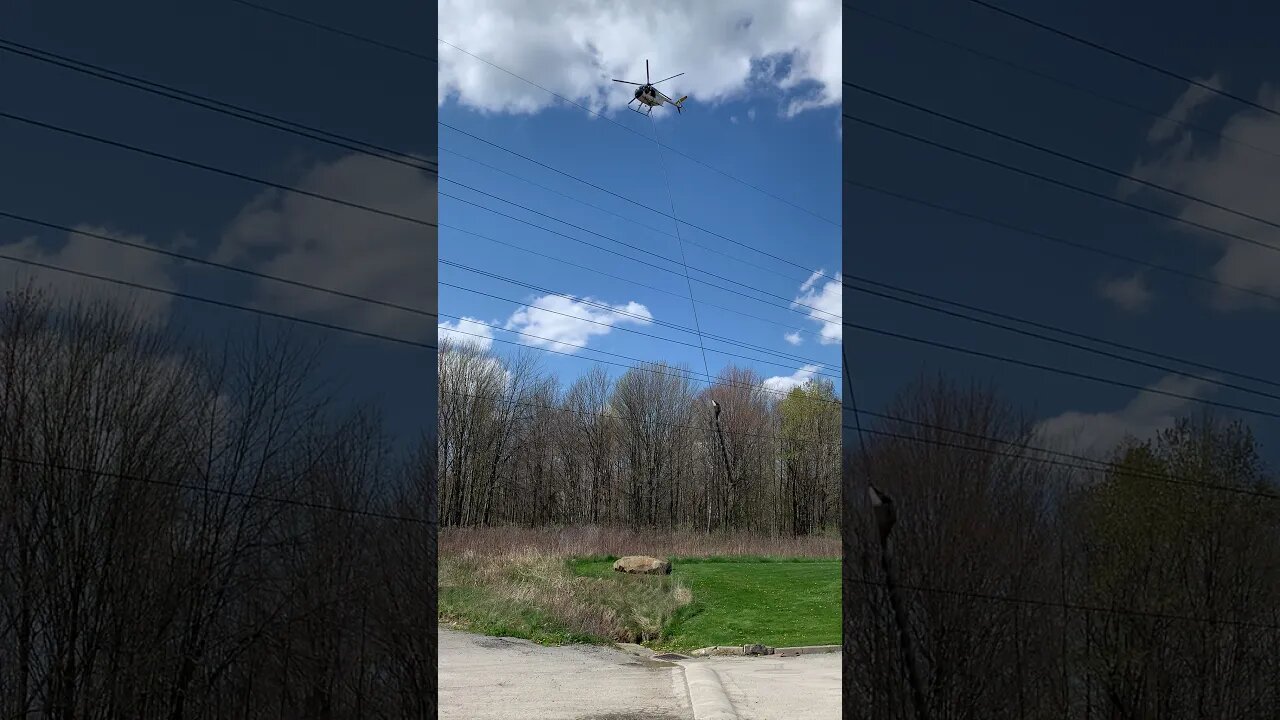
[652,72,684,85]
[612,79,642,85]
[646,59,650,84]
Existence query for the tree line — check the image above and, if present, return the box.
[0,286,437,719]
[845,375,1280,719]
[436,337,841,535]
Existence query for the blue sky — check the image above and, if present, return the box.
[2,0,434,452]
[438,1,842,400]
[846,0,1280,465]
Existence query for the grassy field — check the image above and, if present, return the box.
[572,557,839,650]
[439,526,840,651]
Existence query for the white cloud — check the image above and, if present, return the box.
[1147,75,1223,146]
[216,153,437,342]
[1034,374,1218,459]
[1098,272,1153,313]
[504,294,652,353]
[763,364,819,394]
[784,330,803,345]
[438,0,840,118]
[792,268,840,345]
[1123,80,1280,311]
[1,224,180,322]
[748,108,757,122]
[439,316,496,351]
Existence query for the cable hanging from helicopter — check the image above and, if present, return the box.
[612,59,688,116]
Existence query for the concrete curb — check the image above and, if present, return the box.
[680,662,738,720]
[688,643,842,657]
[774,644,841,657]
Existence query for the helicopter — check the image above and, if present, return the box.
[613,59,688,116]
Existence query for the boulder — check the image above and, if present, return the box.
[612,555,671,575]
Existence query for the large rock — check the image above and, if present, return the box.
[612,555,671,575]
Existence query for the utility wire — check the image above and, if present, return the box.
[965,0,1280,124]
[2,104,829,345]
[1,209,437,322]
[843,112,1280,259]
[441,259,834,370]
[848,574,1280,632]
[224,0,438,64]
[0,252,434,351]
[441,176,840,321]
[440,220,829,342]
[0,37,438,174]
[844,177,1280,308]
[440,122,840,288]
[440,187,838,323]
[440,266,839,376]
[438,274,840,377]
[0,110,438,230]
[441,143,675,242]
[444,165,835,319]
[844,277,1280,403]
[848,414,1279,500]
[436,41,840,228]
[650,112,711,384]
[440,388,834,448]
[438,318,837,405]
[845,318,1280,421]
[845,273,1280,390]
[3,453,436,525]
[843,3,1280,164]
[846,80,1280,237]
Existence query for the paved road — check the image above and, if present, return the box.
[439,627,841,719]
[699,653,841,720]
[439,628,692,720]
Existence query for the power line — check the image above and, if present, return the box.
[0,252,434,352]
[843,319,1280,421]
[440,220,830,342]
[442,173,839,321]
[0,37,438,174]
[439,122,840,288]
[843,112,1280,259]
[439,187,838,324]
[0,110,439,230]
[843,177,1280,308]
[0,209,438,322]
[848,574,1280,632]
[3,453,436,526]
[438,271,839,377]
[436,41,840,228]
[224,0,438,64]
[848,414,1279,501]
[965,0,1280,124]
[440,388,835,448]
[846,80,1280,238]
[843,3,1280,165]
[650,112,712,384]
[441,143,675,243]
[438,316,838,405]
[843,276,1280,403]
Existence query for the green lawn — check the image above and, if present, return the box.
[571,557,840,651]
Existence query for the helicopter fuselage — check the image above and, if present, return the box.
[634,85,662,107]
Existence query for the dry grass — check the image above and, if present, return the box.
[439,524,841,561]
[438,525,839,646]
[440,546,691,644]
